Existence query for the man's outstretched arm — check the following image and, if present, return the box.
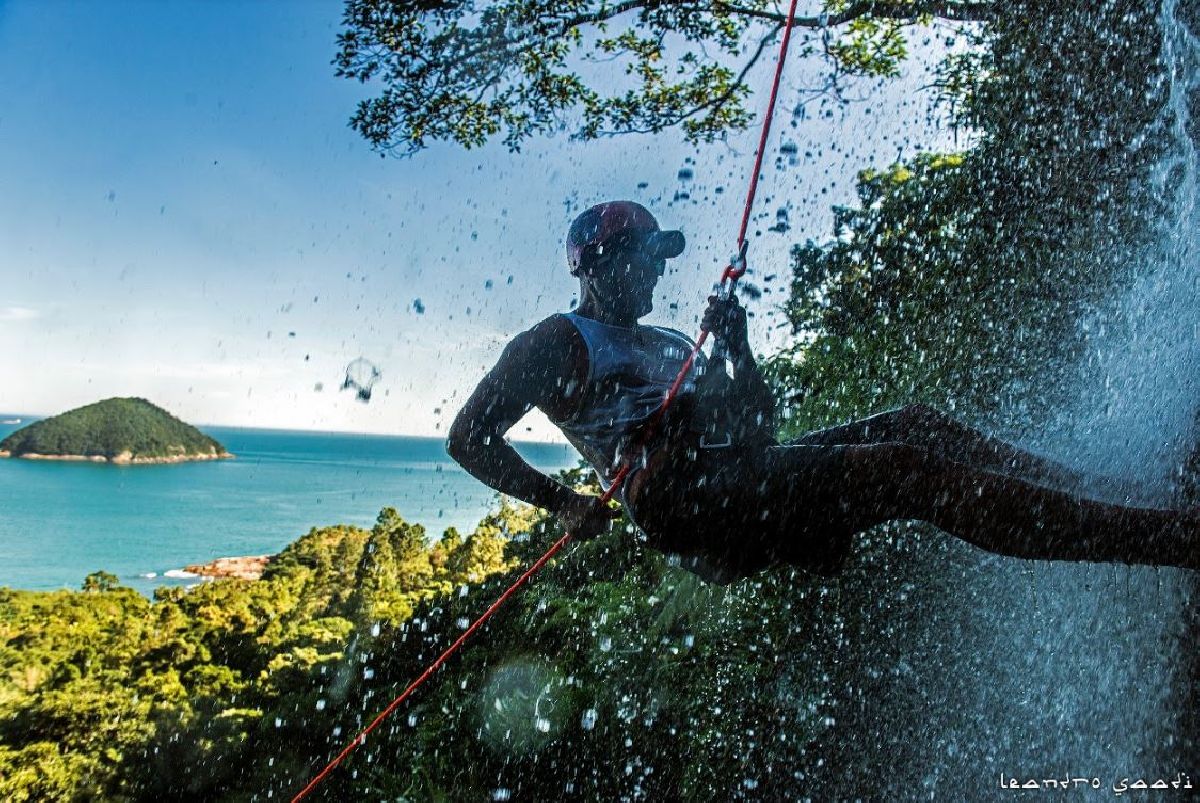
[447,326,622,541]
[446,330,579,514]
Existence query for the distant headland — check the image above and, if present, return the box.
[0,397,233,464]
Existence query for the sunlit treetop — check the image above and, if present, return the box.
[334,0,991,156]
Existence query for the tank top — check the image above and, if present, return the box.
[551,310,709,508]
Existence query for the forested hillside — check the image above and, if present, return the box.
[0,478,856,800]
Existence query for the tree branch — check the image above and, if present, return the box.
[558,0,651,34]
[714,1,992,26]
[337,0,996,155]
[559,0,990,39]
[590,21,781,137]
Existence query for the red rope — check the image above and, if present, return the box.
[291,1,799,797]
[289,531,576,801]
[728,0,800,283]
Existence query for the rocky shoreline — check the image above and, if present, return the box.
[0,449,234,464]
[183,555,272,581]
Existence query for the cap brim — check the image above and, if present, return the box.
[647,229,685,259]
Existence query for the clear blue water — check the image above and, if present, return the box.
[0,415,580,595]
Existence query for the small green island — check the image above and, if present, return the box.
[0,397,233,464]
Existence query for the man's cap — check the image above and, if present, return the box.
[567,200,685,275]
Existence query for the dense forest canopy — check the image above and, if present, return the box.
[0,494,852,799]
[0,397,228,460]
[0,506,517,799]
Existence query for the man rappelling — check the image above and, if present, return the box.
[447,200,1200,584]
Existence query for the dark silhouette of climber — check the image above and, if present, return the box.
[446,200,1199,584]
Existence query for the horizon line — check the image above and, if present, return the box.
[0,412,573,449]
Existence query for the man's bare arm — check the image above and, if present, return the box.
[448,324,623,542]
[446,328,581,513]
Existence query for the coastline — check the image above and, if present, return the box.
[182,554,272,581]
[0,449,235,464]
[0,426,577,594]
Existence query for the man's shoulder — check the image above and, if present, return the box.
[498,314,587,421]
[502,313,584,366]
[522,312,582,348]
[528,311,576,338]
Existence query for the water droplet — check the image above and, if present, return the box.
[315,699,326,711]
[581,708,598,730]
[341,358,381,403]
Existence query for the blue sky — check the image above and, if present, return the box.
[0,1,965,440]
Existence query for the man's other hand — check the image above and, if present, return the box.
[557,492,623,540]
[702,294,749,355]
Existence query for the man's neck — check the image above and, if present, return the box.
[573,299,639,328]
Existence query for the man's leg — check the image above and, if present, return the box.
[785,403,1135,498]
[820,442,1197,570]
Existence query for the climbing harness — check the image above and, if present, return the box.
[290,0,801,798]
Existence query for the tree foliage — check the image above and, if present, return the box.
[0,478,861,799]
[767,0,1170,438]
[334,0,990,155]
[0,499,531,799]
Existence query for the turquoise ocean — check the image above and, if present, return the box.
[0,415,580,595]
